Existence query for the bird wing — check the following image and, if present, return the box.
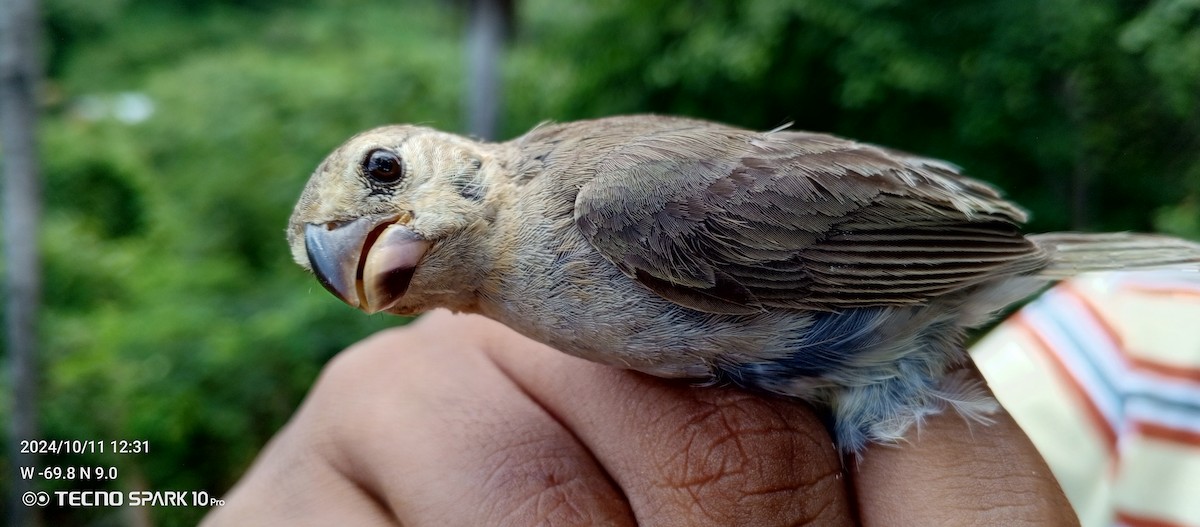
[574,124,1046,314]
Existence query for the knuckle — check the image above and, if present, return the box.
[313,328,412,395]
[478,435,628,526]
[651,392,846,525]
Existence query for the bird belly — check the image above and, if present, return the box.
[484,240,891,384]
[483,238,993,453]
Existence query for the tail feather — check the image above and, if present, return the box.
[1030,232,1200,279]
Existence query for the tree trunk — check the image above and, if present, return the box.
[1062,71,1092,230]
[0,0,44,525]
[465,0,512,140]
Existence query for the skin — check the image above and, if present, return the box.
[202,310,1077,526]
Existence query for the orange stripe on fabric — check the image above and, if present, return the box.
[1059,283,1125,349]
[1115,509,1193,527]
[1127,356,1200,384]
[1135,421,1200,448]
[1122,284,1200,301]
[1012,313,1119,456]
[1062,283,1200,384]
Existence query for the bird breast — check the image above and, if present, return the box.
[477,175,820,381]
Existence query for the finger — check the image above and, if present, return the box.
[852,364,1078,526]
[433,312,855,527]
[301,318,636,526]
[201,420,399,527]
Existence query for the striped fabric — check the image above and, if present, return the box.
[972,271,1200,527]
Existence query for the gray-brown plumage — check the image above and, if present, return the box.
[288,115,1200,453]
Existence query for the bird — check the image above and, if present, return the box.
[288,115,1200,454]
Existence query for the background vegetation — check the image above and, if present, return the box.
[2,0,1198,524]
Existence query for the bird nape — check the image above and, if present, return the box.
[288,114,1200,454]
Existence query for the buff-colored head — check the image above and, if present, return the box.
[287,125,499,315]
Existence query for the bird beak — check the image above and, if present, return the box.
[304,216,432,314]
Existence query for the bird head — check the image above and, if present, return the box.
[287,125,499,315]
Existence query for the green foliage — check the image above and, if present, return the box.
[10,1,460,524]
[505,0,1200,232]
[1,0,1197,524]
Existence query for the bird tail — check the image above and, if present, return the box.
[1030,232,1200,279]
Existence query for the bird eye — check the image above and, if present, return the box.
[363,149,404,184]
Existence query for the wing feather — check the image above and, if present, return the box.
[573,123,1046,313]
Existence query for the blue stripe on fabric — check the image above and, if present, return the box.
[1036,290,1200,422]
[1026,298,1125,427]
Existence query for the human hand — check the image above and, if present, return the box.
[202,310,1078,526]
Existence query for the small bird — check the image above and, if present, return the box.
[288,115,1200,453]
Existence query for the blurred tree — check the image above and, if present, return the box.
[1120,0,1200,240]
[1,0,46,525]
[504,0,1200,233]
[465,0,514,139]
[19,1,462,524]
